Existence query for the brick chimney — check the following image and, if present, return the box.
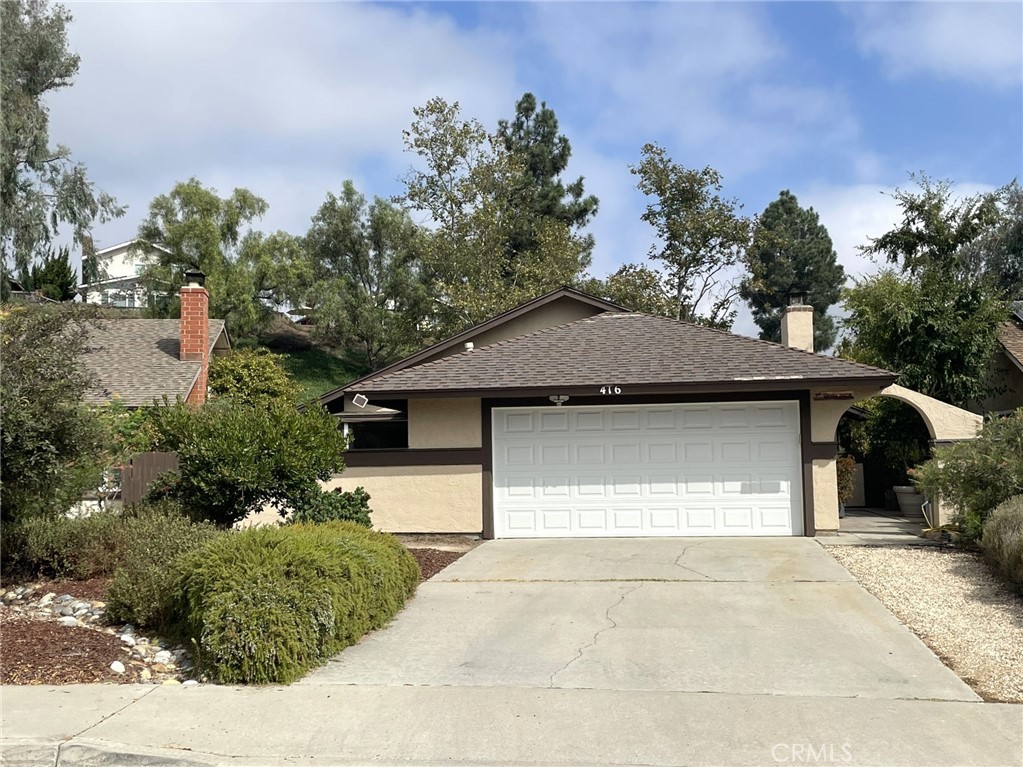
[780,290,814,353]
[180,270,209,405]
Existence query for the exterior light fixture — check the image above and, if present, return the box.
[548,395,570,406]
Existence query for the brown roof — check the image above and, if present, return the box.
[346,312,894,395]
[319,286,626,404]
[83,319,228,406]
[998,321,1023,370]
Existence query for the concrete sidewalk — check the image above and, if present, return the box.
[3,683,1022,766]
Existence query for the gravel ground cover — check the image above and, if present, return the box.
[827,545,1023,703]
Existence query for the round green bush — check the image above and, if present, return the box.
[169,522,419,684]
[982,495,1023,591]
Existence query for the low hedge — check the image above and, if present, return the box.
[106,511,222,627]
[169,522,420,684]
[1,502,210,582]
[982,495,1023,591]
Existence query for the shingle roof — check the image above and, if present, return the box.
[348,312,895,394]
[83,319,227,406]
[998,320,1023,370]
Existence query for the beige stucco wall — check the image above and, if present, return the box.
[809,386,887,443]
[812,458,839,532]
[324,465,483,533]
[422,297,604,364]
[408,398,482,448]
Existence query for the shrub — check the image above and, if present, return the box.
[287,487,372,527]
[147,398,348,527]
[0,501,203,582]
[208,349,300,406]
[982,496,1023,590]
[836,455,856,506]
[105,510,222,627]
[915,410,1023,537]
[4,511,128,579]
[169,522,419,684]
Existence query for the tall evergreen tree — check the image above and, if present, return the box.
[497,93,599,263]
[22,245,77,300]
[740,190,845,350]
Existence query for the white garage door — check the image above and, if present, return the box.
[492,402,803,538]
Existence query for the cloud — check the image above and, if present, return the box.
[844,3,1023,87]
[48,2,521,245]
[524,3,860,177]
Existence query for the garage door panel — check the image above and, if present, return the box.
[493,402,802,538]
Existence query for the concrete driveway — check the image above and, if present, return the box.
[304,537,976,701]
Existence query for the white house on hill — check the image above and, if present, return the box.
[79,239,170,308]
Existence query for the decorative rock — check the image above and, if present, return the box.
[151,663,170,674]
[120,634,136,646]
[59,606,74,617]
[162,678,181,685]
[57,616,78,628]
[120,624,135,634]
[154,650,172,664]
[57,594,74,603]
[38,593,56,606]
[110,660,126,674]
[182,680,199,687]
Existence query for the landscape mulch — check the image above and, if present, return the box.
[409,548,464,581]
[33,577,112,602]
[0,607,139,685]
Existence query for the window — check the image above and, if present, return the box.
[345,399,408,450]
[348,420,409,450]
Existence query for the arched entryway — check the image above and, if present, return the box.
[810,385,982,532]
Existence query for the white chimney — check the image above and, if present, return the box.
[780,291,814,352]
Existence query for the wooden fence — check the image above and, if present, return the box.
[121,451,179,505]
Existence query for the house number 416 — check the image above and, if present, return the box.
[600,385,622,395]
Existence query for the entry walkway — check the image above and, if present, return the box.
[818,507,938,546]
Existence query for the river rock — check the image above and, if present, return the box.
[57,616,78,627]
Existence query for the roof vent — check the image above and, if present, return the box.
[464,342,474,351]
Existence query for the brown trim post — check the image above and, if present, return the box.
[481,399,495,539]
[798,392,816,537]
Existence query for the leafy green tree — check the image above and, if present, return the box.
[0,0,123,281]
[842,176,1009,408]
[302,181,431,373]
[399,98,589,334]
[740,191,845,350]
[958,180,1023,298]
[578,264,674,316]
[136,179,283,339]
[147,399,348,528]
[208,348,300,406]
[631,143,753,328]
[497,92,598,263]
[0,304,104,522]
[22,245,77,301]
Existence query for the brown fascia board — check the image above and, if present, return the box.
[348,374,898,400]
[317,286,630,406]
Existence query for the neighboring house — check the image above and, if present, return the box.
[82,274,229,407]
[974,306,1023,415]
[318,288,981,539]
[79,239,171,309]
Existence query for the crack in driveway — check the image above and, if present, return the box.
[673,540,716,581]
[547,583,642,688]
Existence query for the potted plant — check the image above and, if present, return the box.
[836,454,856,518]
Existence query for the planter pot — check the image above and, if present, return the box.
[838,502,846,519]
[893,486,926,519]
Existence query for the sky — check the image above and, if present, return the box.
[48,0,1023,337]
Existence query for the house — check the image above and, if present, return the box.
[83,272,229,406]
[974,305,1023,415]
[79,239,171,309]
[318,288,982,539]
